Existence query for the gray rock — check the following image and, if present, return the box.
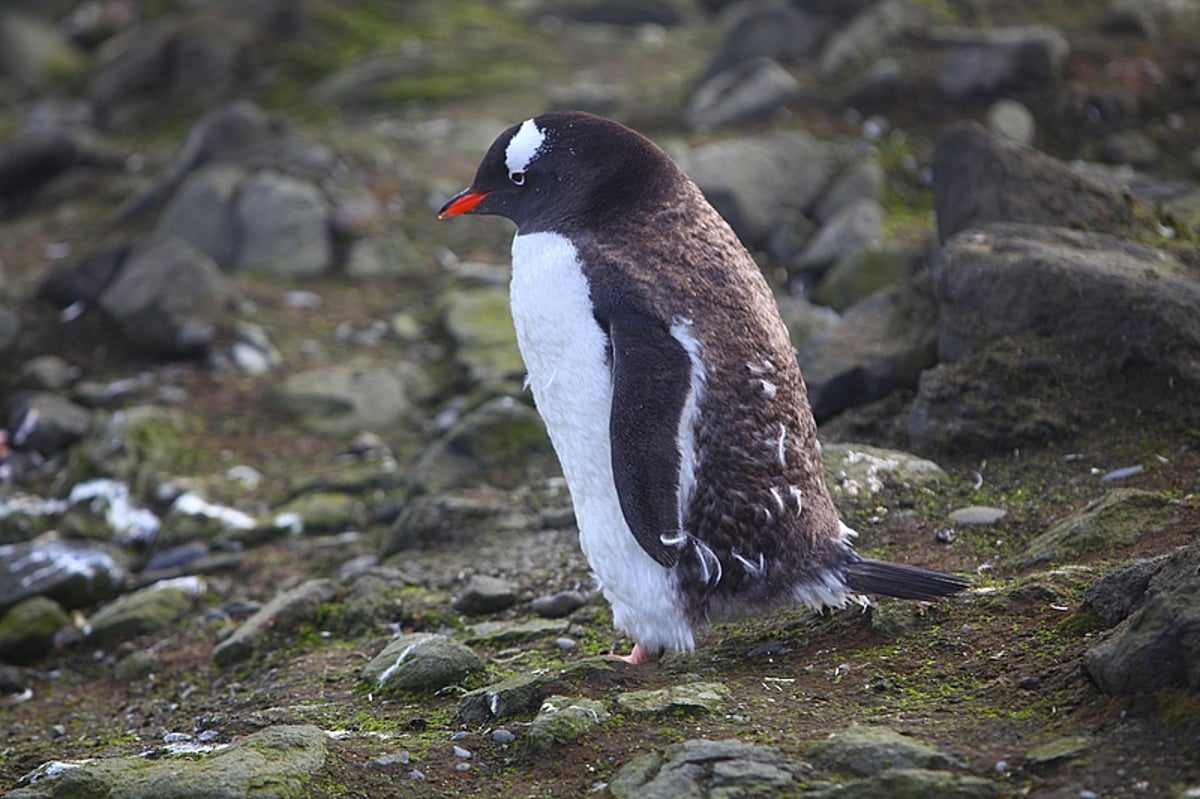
[156,163,244,267]
[88,15,254,128]
[906,339,1081,454]
[559,0,686,27]
[685,57,800,131]
[610,738,802,799]
[818,0,939,78]
[464,618,570,646]
[453,574,519,615]
[936,26,1070,100]
[1101,130,1160,167]
[806,768,999,799]
[680,131,840,247]
[10,724,326,799]
[616,682,729,715]
[1024,736,1094,769]
[932,122,1133,242]
[410,397,556,493]
[0,10,81,91]
[382,489,515,555]
[531,590,587,618]
[458,671,549,724]
[1104,0,1200,39]
[526,695,610,750]
[362,632,483,693]
[59,478,160,546]
[111,100,272,226]
[835,56,913,110]
[0,304,19,359]
[64,406,189,497]
[6,392,92,456]
[810,246,913,311]
[0,125,122,216]
[697,1,830,83]
[442,286,525,388]
[984,98,1035,145]
[87,577,205,646]
[930,224,1200,382]
[271,491,366,535]
[1084,540,1200,695]
[0,539,128,612]
[815,157,885,224]
[948,506,1007,526]
[1081,555,1165,627]
[823,443,947,503]
[0,596,70,664]
[798,278,938,422]
[17,355,79,392]
[213,578,338,667]
[791,198,884,278]
[97,233,232,356]
[273,360,409,435]
[233,171,332,277]
[1021,489,1178,567]
[808,725,964,776]
[776,294,840,349]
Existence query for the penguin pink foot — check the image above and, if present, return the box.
[609,643,663,665]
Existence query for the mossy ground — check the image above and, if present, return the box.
[2,1,1200,797]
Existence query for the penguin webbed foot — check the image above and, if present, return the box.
[609,643,664,665]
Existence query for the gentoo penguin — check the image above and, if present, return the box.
[439,111,969,664]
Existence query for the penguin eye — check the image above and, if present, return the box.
[509,171,525,186]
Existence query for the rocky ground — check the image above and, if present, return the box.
[0,0,1199,797]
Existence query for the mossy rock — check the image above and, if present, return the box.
[64,406,194,497]
[1020,489,1178,566]
[0,596,70,664]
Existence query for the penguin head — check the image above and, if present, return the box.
[438,111,677,233]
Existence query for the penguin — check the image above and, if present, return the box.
[439,111,969,664]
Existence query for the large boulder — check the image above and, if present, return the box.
[930,223,1200,383]
[931,122,1133,242]
[96,234,233,356]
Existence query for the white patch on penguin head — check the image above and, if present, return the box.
[505,118,548,182]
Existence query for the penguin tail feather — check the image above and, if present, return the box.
[844,558,971,601]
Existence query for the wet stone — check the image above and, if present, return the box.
[453,574,518,615]
[531,590,587,618]
[948,506,1008,525]
[526,695,610,750]
[458,671,548,725]
[212,578,338,667]
[464,618,569,646]
[807,725,964,776]
[616,682,730,716]
[362,632,484,694]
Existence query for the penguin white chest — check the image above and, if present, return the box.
[508,231,693,653]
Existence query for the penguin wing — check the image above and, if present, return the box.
[599,295,693,569]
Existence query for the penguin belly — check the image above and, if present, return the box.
[508,231,695,653]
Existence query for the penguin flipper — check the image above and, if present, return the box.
[598,295,694,569]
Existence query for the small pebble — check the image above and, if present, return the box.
[948,505,1007,525]
[162,732,192,744]
[453,745,472,759]
[197,729,219,743]
[455,762,472,772]
[1016,676,1041,690]
[492,728,516,745]
[450,731,468,741]
[51,724,66,738]
[1101,465,1143,482]
[554,637,577,650]
[934,527,957,544]
[408,769,426,782]
[531,590,587,618]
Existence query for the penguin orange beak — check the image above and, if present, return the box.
[438,188,489,218]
